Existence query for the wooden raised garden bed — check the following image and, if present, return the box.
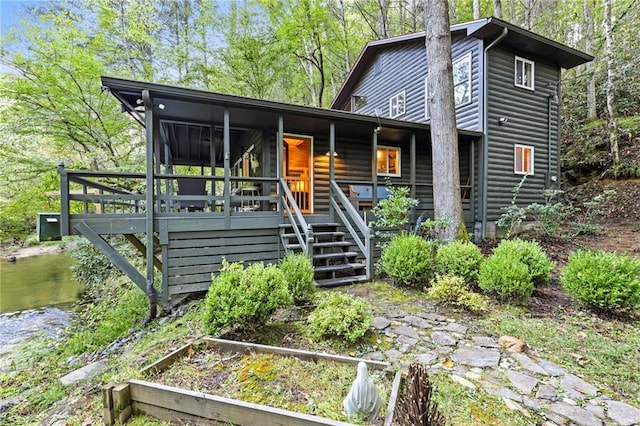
[103,338,403,425]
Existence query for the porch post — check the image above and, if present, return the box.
[223,108,231,224]
[277,116,284,180]
[470,139,475,224]
[210,125,215,203]
[142,90,157,319]
[372,130,378,206]
[329,121,335,222]
[410,133,416,199]
[153,113,161,212]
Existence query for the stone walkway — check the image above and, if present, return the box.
[362,306,640,426]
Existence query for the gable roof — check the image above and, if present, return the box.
[330,17,594,109]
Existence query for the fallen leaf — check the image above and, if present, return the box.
[442,358,454,368]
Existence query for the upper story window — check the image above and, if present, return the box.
[515,56,535,90]
[377,146,401,176]
[351,95,366,112]
[453,52,472,106]
[514,144,534,175]
[389,91,406,118]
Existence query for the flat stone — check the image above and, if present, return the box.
[393,325,419,339]
[511,352,549,375]
[504,398,531,417]
[506,370,539,395]
[59,361,107,386]
[522,396,542,410]
[450,374,476,390]
[364,351,385,361]
[403,315,432,329]
[549,402,603,426]
[435,346,453,355]
[0,396,21,414]
[431,331,458,346]
[384,348,402,360]
[416,312,447,323]
[585,403,605,419]
[472,336,500,348]
[537,359,566,376]
[372,317,391,330]
[545,413,566,425]
[451,347,500,367]
[561,373,599,399]
[465,371,482,381]
[416,352,438,365]
[605,400,640,426]
[441,322,468,334]
[485,387,523,402]
[536,384,557,400]
[397,335,420,347]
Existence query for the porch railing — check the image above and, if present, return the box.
[279,178,313,257]
[329,180,373,279]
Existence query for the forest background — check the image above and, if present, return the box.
[1,0,639,242]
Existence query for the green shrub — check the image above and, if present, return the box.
[492,239,553,287]
[69,238,117,287]
[381,234,438,288]
[478,254,533,302]
[280,253,316,305]
[436,241,483,283]
[307,292,373,343]
[561,250,640,311]
[203,260,292,335]
[426,274,487,312]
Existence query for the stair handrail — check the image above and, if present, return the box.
[279,178,313,256]
[329,180,372,278]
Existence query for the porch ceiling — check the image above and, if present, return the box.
[102,76,481,167]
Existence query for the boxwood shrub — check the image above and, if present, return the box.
[280,253,316,305]
[491,238,553,287]
[561,250,640,311]
[381,234,438,288]
[426,274,487,312]
[307,292,373,343]
[478,251,534,302]
[435,240,483,283]
[203,260,292,335]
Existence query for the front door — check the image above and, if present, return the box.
[283,134,313,213]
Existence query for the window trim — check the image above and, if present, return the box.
[514,144,534,175]
[351,95,366,112]
[389,90,406,118]
[452,51,472,107]
[514,56,535,91]
[377,145,401,177]
[424,75,430,120]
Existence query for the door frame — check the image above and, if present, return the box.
[283,133,314,214]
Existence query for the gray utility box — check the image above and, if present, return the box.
[37,212,62,241]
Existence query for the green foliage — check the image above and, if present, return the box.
[202,260,292,335]
[69,238,117,287]
[371,181,419,242]
[478,252,534,302]
[561,250,640,311]
[435,240,483,283]
[492,239,553,287]
[496,175,528,237]
[381,234,438,288]
[307,292,373,343]
[280,253,316,305]
[426,274,488,313]
[419,215,453,240]
[570,189,616,235]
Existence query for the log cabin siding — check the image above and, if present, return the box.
[485,47,561,221]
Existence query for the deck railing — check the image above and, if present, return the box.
[279,178,313,257]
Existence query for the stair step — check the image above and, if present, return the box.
[281,231,344,240]
[314,263,365,273]
[313,251,359,261]
[315,275,369,288]
[287,240,352,251]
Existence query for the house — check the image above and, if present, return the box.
[331,17,593,236]
[57,17,591,313]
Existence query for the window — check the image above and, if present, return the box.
[377,146,401,176]
[424,75,430,119]
[351,95,366,112]
[453,52,472,106]
[514,144,534,175]
[389,91,405,118]
[515,56,535,90]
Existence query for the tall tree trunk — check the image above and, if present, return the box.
[494,0,503,19]
[337,0,351,72]
[584,0,597,121]
[603,0,619,164]
[424,0,463,241]
[473,0,481,19]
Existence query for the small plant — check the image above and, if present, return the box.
[280,253,316,305]
[561,250,640,311]
[525,189,571,238]
[371,180,419,243]
[307,292,373,343]
[419,215,453,240]
[426,274,487,313]
[496,175,528,237]
[381,234,438,288]
[435,240,483,283]
[203,260,292,335]
[478,253,534,302]
[395,363,445,426]
[570,189,616,235]
[492,239,553,287]
[69,238,117,287]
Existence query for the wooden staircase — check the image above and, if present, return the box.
[280,222,369,287]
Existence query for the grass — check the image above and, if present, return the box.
[481,305,640,406]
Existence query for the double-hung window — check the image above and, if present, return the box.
[515,56,535,90]
[514,144,534,175]
[453,52,472,106]
[377,146,401,177]
[389,91,406,118]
